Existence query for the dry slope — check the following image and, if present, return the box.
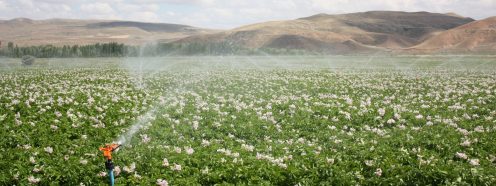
[0,18,216,46]
[411,16,496,53]
[177,11,474,54]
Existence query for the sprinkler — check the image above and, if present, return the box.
[99,143,121,186]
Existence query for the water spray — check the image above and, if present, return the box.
[99,143,122,186]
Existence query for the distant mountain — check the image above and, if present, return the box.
[176,11,475,54]
[2,11,495,54]
[86,21,201,33]
[0,18,216,46]
[410,16,496,53]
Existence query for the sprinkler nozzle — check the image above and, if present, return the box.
[99,143,121,160]
[99,143,121,186]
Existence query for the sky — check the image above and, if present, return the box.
[0,0,495,29]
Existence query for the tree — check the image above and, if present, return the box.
[21,55,35,65]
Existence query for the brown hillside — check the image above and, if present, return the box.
[411,17,496,53]
[411,17,496,52]
[0,18,217,46]
[177,11,474,53]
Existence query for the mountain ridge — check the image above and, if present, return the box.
[2,11,495,54]
[176,11,476,54]
[409,16,496,53]
[0,18,217,46]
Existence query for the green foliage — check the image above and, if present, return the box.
[0,57,495,185]
[0,42,129,58]
[0,42,318,58]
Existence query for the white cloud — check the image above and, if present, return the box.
[81,3,114,15]
[117,3,156,12]
[0,1,7,10]
[129,11,160,22]
[128,0,214,5]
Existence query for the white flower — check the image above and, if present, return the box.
[192,121,199,130]
[55,111,62,118]
[29,157,36,164]
[80,159,88,165]
[171,163,182,171]
[12,100,20,105]
[44,147,53,154]
[141,134,151,143]
[378,108,386,117]
[469,159,480,166]
[386,119,395,124]
[22,144,31,150]
[28,176,40,184]
[326,158,335,164]
[415,114,424,119]
[460,140,471,147]
[241,144,254,152]
[375,168,382,177]
[185,147,194,155]
[156,179,168,186]
[162,158,169,167]
[394,113,401,120]
[457,128,470,136]
[489,155,496,163]
[174,147,182,153]
[97,171,107,177]
[455,152,468,160]
[201,139,210,146]
[201,167,210,174]
[123,163,136,173]
[364,160,374,167]
[474,126,484,133]
[134,173,142,179]
[114,166,121,176]
[33,166,42,173]
[50,125,58,130]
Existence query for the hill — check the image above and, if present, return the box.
[410,16,496,53]
[0,18,216,46]
[176,11,475,54]
[3,12,494,54]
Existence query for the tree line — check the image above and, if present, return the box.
[0,41,316,58]
[0,42,129,58]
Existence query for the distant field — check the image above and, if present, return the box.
[0,56,495,185]
[2,55,496,70]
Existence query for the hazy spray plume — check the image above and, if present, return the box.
[117,42,164,145]
[116,43,209,146]
[111,50,496,146]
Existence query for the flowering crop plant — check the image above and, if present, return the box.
[0,56,495,185]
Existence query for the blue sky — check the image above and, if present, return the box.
[0,0,495,29]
